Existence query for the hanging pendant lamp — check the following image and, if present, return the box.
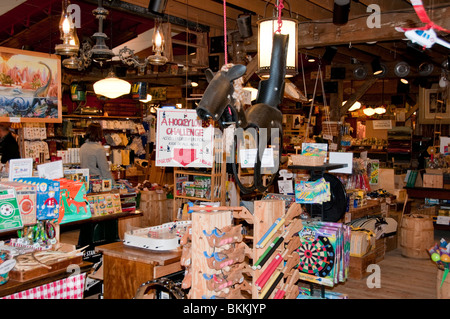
[94,71,131,99]
[257,0,298,78]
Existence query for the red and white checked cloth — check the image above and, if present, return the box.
[2,273,86,299]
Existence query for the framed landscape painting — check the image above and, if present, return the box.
[0,46,62,123]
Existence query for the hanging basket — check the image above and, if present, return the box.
[291,155,325,166]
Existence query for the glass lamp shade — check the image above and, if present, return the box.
[374,107,386,114]
[363,108,376,116]
[257,17,298,78]
[94,71,131,99]
[55,1,79,56]
[343,100,362,111]
[148,22,168,66]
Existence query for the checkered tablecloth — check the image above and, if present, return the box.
[2,273,86,299]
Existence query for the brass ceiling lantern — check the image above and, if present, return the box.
[55,0,79,60]
[147,18,168,66]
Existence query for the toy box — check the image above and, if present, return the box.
[0,182,37,226]
[0,188,23,232]
[87,192,121,216]
[14,178,60,220]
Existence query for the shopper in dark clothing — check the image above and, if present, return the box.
[0,123,21,164]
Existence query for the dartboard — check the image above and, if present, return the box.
[296,236,335,277]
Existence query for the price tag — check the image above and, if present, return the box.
[436,216,450,225]
[9,117,21,123]
[0,259,16,274]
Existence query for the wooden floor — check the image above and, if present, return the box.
[62,229,448,300]
[328,229,450,299]
[330,247,438,299]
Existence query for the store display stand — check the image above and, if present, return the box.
[288,163,348,298]
[173,139,226,220]
[288,163,348,221]
[183,200,303,299]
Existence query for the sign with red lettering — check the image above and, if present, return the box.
[155,109,214,167]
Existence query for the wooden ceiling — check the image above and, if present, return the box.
[0,0,449,89]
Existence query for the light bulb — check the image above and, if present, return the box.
[154,31,162,47]
[62,17,71,34]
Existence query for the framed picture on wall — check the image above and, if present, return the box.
[419,86,450,124]
[0,47,62,123]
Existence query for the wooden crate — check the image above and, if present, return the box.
[139,190,169,227]
[348,250,377,280]
[9,254,83,282]
[422,174,444,188]
[290,155,325,166]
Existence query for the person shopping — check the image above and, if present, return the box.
[0,123,21,164]
[80,122,113,180]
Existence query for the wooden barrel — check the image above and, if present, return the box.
[400,214,434,259]
[437,268,450,299]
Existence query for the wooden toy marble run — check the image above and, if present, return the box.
[180,200,304,299]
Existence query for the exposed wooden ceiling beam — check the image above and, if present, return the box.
[297,5,450,47]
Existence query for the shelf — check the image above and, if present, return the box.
[63,114,141,120]
[174,195,213,201]
[288,163,348,172]
[174,170,219,177]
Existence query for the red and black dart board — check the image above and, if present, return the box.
[295,236,335,277]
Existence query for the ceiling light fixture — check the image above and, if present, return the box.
[363,107,376,116]
[55,0,79,64]
[333,0,350,26]
[147,18,169,66]
[93,70,131,99]
[374,106,386,114]
[139,94,153,103]
[257,0,298,78]
[343,100,362,112]
[371,58,383,76]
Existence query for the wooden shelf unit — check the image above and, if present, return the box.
[172,138,226,220]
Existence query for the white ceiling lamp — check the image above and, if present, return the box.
[139,94,153,103]
[343,100,362,112]
[94,71,131,99]
[257,0,298,78]
[363,107,376,116]
[374,106,386,114]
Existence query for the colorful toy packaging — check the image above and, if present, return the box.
[0,182,37,226]
[295,178,331,204]
[14,178,60,220]
[296,221,350,287]
[56,178,91,224]
[0,188,23,232]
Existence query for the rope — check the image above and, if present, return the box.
[275,0,284,33]
[223,0,228,65]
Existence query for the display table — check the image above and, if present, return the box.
[95,241,182,299]
[0,261,92,298]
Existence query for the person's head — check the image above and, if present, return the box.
[86,122,103,142]
[0,123,10,138]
